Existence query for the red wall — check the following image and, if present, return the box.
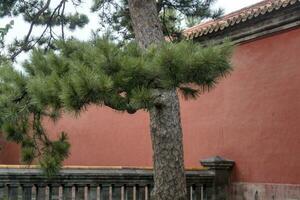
[1,28,300,184]
[182,28,300,184]
[0,138,20,164]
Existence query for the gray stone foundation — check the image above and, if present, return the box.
[230,182,300,200]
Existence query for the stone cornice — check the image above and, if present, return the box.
[0,167,215,186]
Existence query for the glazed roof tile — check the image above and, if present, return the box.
[184,0,299,39]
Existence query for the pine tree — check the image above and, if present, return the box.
[0,1,232,199]
[0,0,222,59]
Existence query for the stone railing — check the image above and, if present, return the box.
[0,156,234,200]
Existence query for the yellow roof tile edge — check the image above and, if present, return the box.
[183,0,299,39]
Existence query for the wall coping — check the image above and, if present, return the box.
[0,165,206,171]
[0,166,215,186]
[184,0,300,44]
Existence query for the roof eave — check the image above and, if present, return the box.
[184,0,300,44]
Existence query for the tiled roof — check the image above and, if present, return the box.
[184,0,300,39]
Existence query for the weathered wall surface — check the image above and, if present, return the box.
[0,138,19,165]
[0,28,300,187]
[230,182,300,200]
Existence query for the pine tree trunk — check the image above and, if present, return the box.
[128,1,187,199]
[149,89,187,200]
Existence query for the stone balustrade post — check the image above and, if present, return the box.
[200,156,235,200]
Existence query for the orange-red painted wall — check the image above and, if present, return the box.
[1,28,300,184]
[0,139,20,164]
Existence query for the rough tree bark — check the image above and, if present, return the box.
[128,0,187,199]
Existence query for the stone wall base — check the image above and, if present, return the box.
[230,182,300,200]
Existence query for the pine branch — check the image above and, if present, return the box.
[10,0,52,60]
[0,37,233,176]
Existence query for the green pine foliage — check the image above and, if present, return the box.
[1,0,223,59]
[0,0,231,178]
[0,0,89,60]
[92,0,224,40]
[0,38,232,175]
[0,59,70,176]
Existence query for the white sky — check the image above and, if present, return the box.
[0,0,262,65]
[214,0,262,13]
